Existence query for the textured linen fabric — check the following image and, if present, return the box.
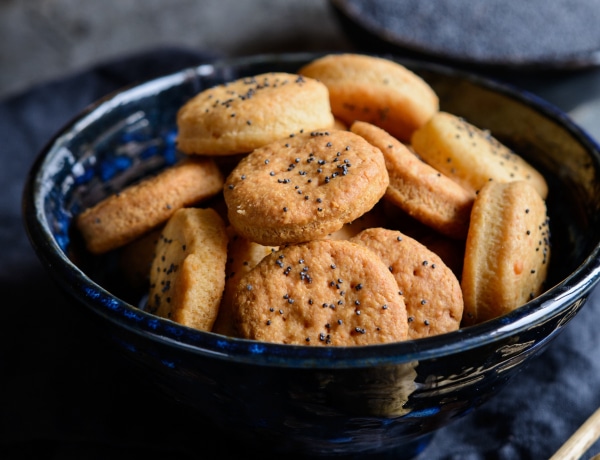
[2,47,600,460]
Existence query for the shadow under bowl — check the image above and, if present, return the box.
[22,52,600,459]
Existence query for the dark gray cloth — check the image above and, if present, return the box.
[2,47,600,460]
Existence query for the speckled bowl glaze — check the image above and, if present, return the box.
[23,53,600,459]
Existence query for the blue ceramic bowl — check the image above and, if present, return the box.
[22,53,600,459]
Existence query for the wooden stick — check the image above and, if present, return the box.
[550,406,600,460]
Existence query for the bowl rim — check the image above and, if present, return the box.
[22,51,600,369]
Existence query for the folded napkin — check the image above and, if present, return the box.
[2,46,599,460]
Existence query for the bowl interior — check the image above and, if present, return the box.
[26,53,600,361]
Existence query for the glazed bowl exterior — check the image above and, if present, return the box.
[23,53,600,459]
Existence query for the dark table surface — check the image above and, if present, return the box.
[2,47,600,460]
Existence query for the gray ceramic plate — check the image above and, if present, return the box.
[331,0,600,70]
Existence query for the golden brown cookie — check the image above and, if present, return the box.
[76,157,224,254]
[351,120,474,239]
[176,72,335,156]
[147,207,229,331]
[212,227,277,337]
[223,129,389,246]
[350,227,463,339]
[461,181,551,326]
[411,111,549,198]
[232,239,408,346]
[299,53,439,142]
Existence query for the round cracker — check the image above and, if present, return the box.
[351,227,464,339]
[461,180,551,325]
[351,120,474,239]
[299,53,439,142]
[223,129,389,246]
[411,111,548,198]
[76,157,223,254]
[147,207,228,331]
[177,72,335,155]
[232,239,408,346]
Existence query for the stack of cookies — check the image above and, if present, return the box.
[75,53,551,346]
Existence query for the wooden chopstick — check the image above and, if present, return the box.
[550,406,600,460]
